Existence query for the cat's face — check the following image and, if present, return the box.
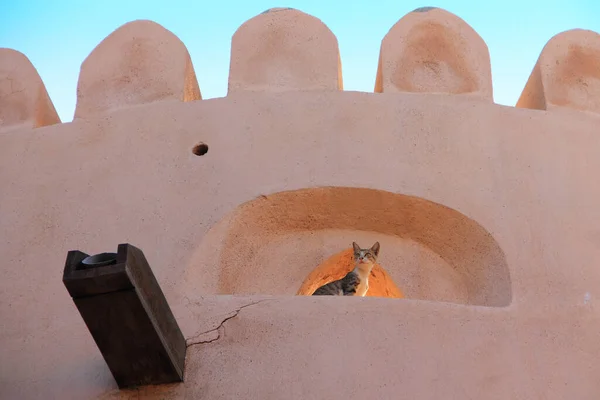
[352,241,380,264]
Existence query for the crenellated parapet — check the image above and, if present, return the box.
[228,8,342,93]
[3,8,600,128]
[74,19,201,119]
[0,48,61,132]
[374,7,493,99]
[517,29,600,114]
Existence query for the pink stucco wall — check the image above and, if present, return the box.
[2,7,600,399]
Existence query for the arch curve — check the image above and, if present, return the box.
[183,187,512,307]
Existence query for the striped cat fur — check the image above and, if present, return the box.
[312,242,380,296]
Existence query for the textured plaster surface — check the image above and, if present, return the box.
[2,90,600,398]
[374,7,493,98]
[74,20,201,119]
[517,29,600,114]
[0,48,60,132]
[228,8,342,92]
[89,295,600,399]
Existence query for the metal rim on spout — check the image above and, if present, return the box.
[81,252,118,268]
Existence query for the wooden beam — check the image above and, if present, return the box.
[62,243,185,388]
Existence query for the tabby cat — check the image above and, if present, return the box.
[312,242,380,296]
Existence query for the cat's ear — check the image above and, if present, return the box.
[352,242,360,253]
[371,242,380,257]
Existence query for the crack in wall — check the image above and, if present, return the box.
[186,299,271,347]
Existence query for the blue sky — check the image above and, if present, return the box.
[1,0,599,122]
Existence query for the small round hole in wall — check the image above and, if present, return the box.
[192,142,209,156]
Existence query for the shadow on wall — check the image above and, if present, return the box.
[184,187,512,307]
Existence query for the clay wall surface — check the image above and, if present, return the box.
[2,7,600,400]
[517,29,600,113]
[0,48,60,132]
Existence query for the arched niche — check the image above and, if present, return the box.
[184,187,512,307]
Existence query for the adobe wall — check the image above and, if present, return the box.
[1,7,600,399]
